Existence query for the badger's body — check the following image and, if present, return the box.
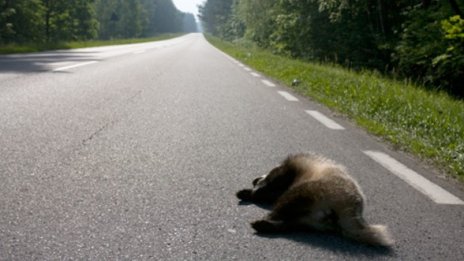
[237,153,393,247]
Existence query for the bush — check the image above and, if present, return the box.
[394,4,463,97]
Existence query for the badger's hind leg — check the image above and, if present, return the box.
[251,209,337,234]
[251,208,337,235]
[251,183,338,234]
[251,218,288,233]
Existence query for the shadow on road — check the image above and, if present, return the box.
[256,230,395,259]
[0,51,99,73]
[237,199,395,258]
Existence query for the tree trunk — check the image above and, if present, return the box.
[44,0,50,42]
[377,0,386,35]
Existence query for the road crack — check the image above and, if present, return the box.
[81,120,116,145]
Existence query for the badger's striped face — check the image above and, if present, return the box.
[253,165,284,188]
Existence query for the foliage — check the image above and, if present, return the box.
[94,0,193,39]
[207,35,464,180]
[432,15,464,96]
[198,0,236,39]
[0,0,44,43]
[393,3,464,96]
[0,0,197,45]
[235,0,275,47]
[0,33,182,54]
[199,0,464,98]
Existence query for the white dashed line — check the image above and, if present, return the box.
[278,91,299,102]
[53,61,98,72]
[261,79,276,87]
[305,110,345,130]
[251,72,261,77]
[363,150,464,205]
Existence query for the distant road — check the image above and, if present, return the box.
[1,33,463,260]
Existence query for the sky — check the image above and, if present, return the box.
[172,0,206,17]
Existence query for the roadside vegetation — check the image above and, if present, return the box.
[206,35,464,181]
[0,0,197,54]
[0,33,183,54]
[199,0,464,98]
[200,0,464,181]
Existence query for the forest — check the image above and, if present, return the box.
[199,0,464,98]
[0,0,197,44]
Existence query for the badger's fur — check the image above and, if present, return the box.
[237,153,394,247]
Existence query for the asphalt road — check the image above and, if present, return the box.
[1,33,463,260]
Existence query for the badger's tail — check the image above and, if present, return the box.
[339,216,394,247]
[345,223,394,247]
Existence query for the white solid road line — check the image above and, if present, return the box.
[363,150,464,205]
[251,72,261,77]
[244,67,252,71]
[133,50,146,54]
[278,91,299,102]
[305,110,345,130]
[53,61,98,72]
[261,79,276,87]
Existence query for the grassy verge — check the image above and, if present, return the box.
[0,33,184,54]
[206,35,464,181]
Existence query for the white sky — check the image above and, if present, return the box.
[172,0,206,17]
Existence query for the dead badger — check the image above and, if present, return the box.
[237,153,393,247]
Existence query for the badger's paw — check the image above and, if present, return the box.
[251,219,282,233]
[236,189,253,201]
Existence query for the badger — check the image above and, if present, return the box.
[236,153,394,247]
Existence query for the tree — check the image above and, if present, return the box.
[235,0,274,45]
[42,0,97,42]
[95,0,189,39]
[198,0,234,36]
[0,0,44,43]
[182,13,198,33]
[68,0,98,41]
[222,0,464,97]
[152,0,183,33]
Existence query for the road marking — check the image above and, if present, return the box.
[53,61,98,72]
[278,91,299,102]
[261,79,276,87]
[305,110,345,130]
[251,72,261,77]
[363,150,464,205]
[237,63,244,67]
[133,50,146,54]
[244,67,252,72]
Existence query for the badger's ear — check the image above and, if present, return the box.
[252,176,263,186]
[253,173,269,186]
[236,189,253,201]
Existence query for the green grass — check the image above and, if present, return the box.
[0,33,184,54]
[206,35,464,181]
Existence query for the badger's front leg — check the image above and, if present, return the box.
[236,165,295,204]
[236,188,253,201]
[236,174,267,201]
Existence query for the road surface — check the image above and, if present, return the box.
[1,33,463,260]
